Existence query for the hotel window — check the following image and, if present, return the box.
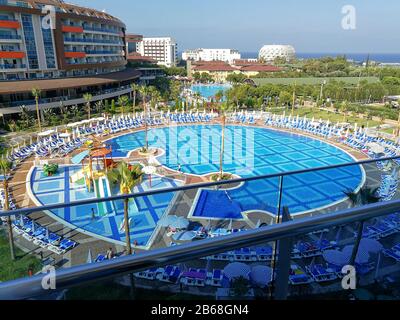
[41,17,56,69]
[21,14,39,69]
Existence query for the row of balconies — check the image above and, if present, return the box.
[63,36,123,45]
[61,24,122,36]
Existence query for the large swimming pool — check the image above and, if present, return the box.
[29,166,183,248]
[191,84,231,100]
[107,125,364,216]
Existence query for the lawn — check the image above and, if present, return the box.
[253,76,380,86]
[0,229,41,282]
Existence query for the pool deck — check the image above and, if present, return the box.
[4,117,374,268]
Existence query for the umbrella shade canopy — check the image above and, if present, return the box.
[323,249,349,266]
[170,217,189,229]
[223,262,251,281]
[342,245,371,264]
[142,166,157,175]
[250,265,273,287]
[357,238,383,254]
[87,249,93,264]
[158,215,179,227]
[37,129,55,137]
[172,231,197,242]
[90,148,111,158]
[366,142,385,154]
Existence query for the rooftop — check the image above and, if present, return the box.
[0,69,141,95]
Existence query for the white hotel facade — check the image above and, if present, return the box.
[182,48,241,64]
[136,37,177,67]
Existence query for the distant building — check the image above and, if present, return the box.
[189,60,281,82]
[136,37,177,67]
[126,34,143,55]
[182,48,241,64]
[259,45,296,62]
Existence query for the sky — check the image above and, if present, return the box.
[70,0,400,53]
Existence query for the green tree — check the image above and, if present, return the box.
[139,86,150,151]
[107,162,143,254]
[118,95,130,114]
[18,105,33,129]
[83,93,93,120]
[31,88,42,131]
[110,99,116,115]
[0,159,15,260]
[131,83,139,116]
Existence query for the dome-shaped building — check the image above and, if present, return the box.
[259,45,296,62]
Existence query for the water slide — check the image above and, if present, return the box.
[94,176,117,217]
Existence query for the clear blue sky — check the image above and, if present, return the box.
[71,0,400,53]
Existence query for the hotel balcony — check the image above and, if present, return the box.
[63,37,124,46]
[0,63,26,70]
[0,20,20,29]
[0,51,24,59]
[0,34,22,43]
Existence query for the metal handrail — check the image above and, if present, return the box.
[1,199,400,300]
[1,155,399,218]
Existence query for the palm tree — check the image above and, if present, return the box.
[0,159,15,260]
[83,93,93,120]
[31,88,42,131]
[218,97,231,179]
[19,105,33,129]
[107,162,143,254]
[131,83,139,116]
[340,100,349,122]
[94,100,103,115]
[396,98,400,137]
[344,186,381,266]
[118,95,129,114]
[139,85,149,151]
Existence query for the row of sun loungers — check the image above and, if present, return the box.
[204,239,337,262]
[358,215,400,239]
[134,266,225,287]
[11,215,77,255]
[165,113,213,124]
[377,175,399,201]
[383,243,400,262]
[0,189,16,211]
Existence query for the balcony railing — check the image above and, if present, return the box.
[83,26,121,35]
[63,37,123,45]
[0,63,26,69]
[0,34,21,40]
[0,156,400,299]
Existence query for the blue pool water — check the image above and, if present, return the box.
[191,84,231,100]
[29,166,182,247]
[107,125,363,216]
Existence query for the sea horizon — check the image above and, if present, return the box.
[241,52,400,63]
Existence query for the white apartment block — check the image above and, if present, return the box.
[182,48,241,64]
[137,37,177,67]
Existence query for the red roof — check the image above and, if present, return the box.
[192,62,237,72]
[239,65,281,72]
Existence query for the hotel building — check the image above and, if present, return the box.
[136,37,177,68]
[182,48,241,64]
[0,0,141,117]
